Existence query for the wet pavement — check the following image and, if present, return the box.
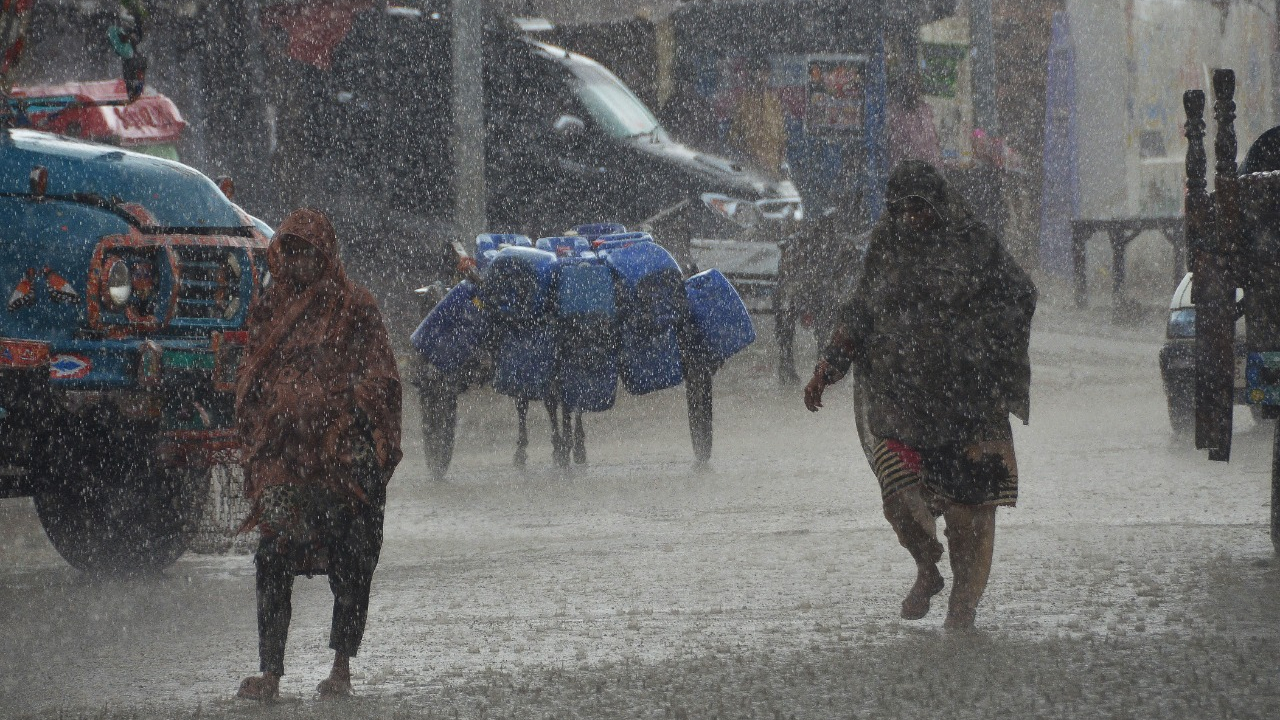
[1,303,1279,719]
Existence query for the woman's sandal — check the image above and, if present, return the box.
[236,675,280,702]
[900,569,946,620]
[316,676,354,700]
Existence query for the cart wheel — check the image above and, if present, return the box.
[1272,418,1280,554]
[419,380,459,481]
[686,364,713,464]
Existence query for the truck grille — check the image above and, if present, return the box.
[171,246,246,326]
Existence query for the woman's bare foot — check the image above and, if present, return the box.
[943,605,977,631]
[317,653,353,700]
[900,565,946,620]
[316,675,353,700]
[236,673,280,702]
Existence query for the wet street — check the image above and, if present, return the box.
[2,304,1279,719]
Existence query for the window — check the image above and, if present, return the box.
[569,60,661,139]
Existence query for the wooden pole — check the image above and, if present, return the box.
[452,0,487,245]
[1197,70,1239,461]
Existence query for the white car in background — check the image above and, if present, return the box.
[1158,272,1250,435]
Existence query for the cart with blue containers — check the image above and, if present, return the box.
[410,225,755,478]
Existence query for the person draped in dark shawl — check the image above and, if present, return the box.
[804,160,1036,630]
[234,208,402,701]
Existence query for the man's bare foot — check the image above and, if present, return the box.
[900,565,946,620]
[236,673,280,702]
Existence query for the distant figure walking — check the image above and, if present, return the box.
[886,68,942,169]
[234,208,403,700]
[727,55,787,176]
[804,161,1035,630]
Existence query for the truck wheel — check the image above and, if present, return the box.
[33,436,206,574]
[419,379,459,481]
[686,364,713,464]
[1164,372,1195,436]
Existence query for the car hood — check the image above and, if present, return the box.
[0,130,248,230]
[622,132,801,202]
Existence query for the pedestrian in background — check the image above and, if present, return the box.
[727,55,787,176]
[804,161,1035,630]
[886,67,942,169]
[234,208,403,700]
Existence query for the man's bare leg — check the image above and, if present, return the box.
[884,486,946,619]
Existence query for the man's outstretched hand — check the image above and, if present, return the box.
[804,360,844,412]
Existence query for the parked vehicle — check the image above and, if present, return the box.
[309,6,803,275]
[0,127,272,572]
[1158,272,1250,435]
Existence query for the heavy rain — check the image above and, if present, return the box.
[0,0,1278,718]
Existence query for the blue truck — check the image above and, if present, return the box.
[0,127,271,572]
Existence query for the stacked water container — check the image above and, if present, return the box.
[411,224,757,410]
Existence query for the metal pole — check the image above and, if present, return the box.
[969,0,999,133]
[452,0,487,241]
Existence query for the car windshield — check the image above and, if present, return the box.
[569,60,661,139]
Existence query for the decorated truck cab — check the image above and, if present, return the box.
[0,128,271,572]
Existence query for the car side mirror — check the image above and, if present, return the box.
[552,114,586,139]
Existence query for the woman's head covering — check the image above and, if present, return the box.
[268,208,339,278]
[235,208,402,509]
[884,159,977,233]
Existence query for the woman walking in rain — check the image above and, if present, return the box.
[803,160,1035,630]
[234,209,402,700]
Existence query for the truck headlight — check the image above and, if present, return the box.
[701,193,761,229]
[105,258,132,308]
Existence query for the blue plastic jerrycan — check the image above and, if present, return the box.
[481,246,558,323]
[684,268,756,366]
[573,222,627,240]
[536,235,591,258]
[476,233,531,270]
[492,326,556,399]
[557,256,618,411]
[605,240,685,395]
[410,280,488,376]
[482,246,558,399]
[592,231,653,257]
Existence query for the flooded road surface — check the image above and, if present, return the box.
[2,307,1279,718]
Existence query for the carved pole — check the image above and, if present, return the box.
[1197,69,1239,461]
[1184,89,1209,444]
[1184,89,1208,278]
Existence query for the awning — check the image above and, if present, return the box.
[9,79,186,147]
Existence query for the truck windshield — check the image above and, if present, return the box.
[570,61,661,139]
